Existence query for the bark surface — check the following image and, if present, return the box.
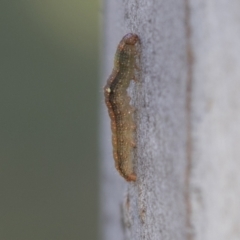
[100,1,240,240]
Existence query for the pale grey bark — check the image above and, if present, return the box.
[190,1,240,240]
[100,1,240,240]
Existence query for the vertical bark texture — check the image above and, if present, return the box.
[100,1,240,240]
[190,1,240,240]
[101,1,188,239]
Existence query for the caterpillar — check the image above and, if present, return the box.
[104,33,140,182]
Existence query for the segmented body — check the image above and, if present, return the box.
[104,33,139,181]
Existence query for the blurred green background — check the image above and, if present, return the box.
[1,1,99,239]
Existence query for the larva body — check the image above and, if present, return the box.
[104,33,139,182]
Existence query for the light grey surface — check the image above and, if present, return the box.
[100,1,188,240]
[101,0,240,240]
[190,1,240,240]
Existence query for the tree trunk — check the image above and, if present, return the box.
[100,1,240,240]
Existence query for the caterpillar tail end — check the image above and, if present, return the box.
[125,173,137,182]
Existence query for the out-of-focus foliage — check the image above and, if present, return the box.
[0,1,99,239]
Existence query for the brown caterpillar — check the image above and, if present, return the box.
[104,33,140,182]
